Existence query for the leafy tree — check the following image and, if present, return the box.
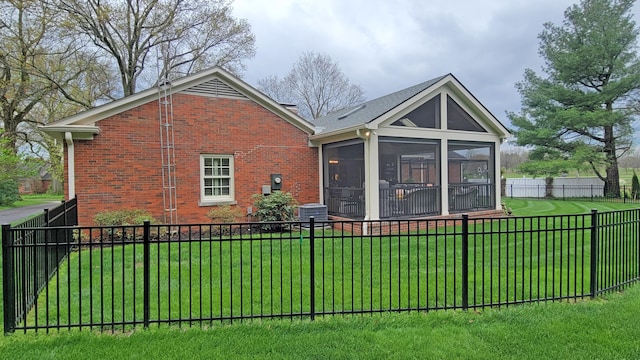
[500,148,529,172]
[0,0,108,154]
[1,0,254,185]
[0,134,39,205]
[258,52,365,120]
[0,0,108,191]
[508,0,640,197]
[57,0,256,96]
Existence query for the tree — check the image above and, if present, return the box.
[0,132,39,205]
[57,0,256,96]
[258,52,365,120]
[500,147,529,172]
[0,0,106,154]
[632,171,640,199]
[508,0,640,197]
[618,146,640,168]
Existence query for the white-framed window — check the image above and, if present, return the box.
[200,154,234,203]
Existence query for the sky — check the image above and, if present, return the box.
[231,0,640,138]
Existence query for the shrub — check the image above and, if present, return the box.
[94,208,160,226]
[0,179,20,206]
[632,171,640,200]
[252,191,297,231]
[206,204,244,223]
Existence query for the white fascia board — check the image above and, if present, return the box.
[40,125,100,141]
[444,77,511,138]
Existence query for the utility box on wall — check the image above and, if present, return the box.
[271,174,282,191]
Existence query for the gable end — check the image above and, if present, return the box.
[181,78,247,99]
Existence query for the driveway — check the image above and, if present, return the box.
[0,201,62,225]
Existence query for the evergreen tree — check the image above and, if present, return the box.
[508,0,640,197]
[632,171,640,199]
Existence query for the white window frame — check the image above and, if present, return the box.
[200,154,235,205]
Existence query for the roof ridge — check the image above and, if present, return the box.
[312,74,448,130]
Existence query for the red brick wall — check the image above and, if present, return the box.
[67,93,319,225]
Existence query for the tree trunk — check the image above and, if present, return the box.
[603,124,621,197]
[0,118,19,155]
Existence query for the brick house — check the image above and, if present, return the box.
[42,67,319,225]
[42,68,509,225]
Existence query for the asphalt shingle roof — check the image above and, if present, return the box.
[311,74,448,134]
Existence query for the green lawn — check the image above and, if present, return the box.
[1,198,639,359]
[0,193,63,211]
[504,197,638,215]
[1,286,639,359]
[26,207,608,330]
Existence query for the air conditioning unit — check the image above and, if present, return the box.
[298,203,328,227]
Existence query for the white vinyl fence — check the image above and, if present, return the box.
[505,177,605,198]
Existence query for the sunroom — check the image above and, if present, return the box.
[310,74,510,220]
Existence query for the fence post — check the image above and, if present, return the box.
[143,220,150,329]
[589,209,598,299]
[61,200,67,226]
[2,224,16,334]
[461,214,469,310]
[591,184,593,202]
[309,217,316,321]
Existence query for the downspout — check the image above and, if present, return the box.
[65,132,75,199]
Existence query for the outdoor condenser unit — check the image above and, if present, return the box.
[298,203,328,227]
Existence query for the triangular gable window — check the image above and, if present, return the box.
[391,94,440,128]
[447,95,486,132]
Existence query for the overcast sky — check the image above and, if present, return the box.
[232,0,640,135]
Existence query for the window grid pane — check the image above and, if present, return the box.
[202,156,233,199]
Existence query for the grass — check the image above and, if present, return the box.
[504,197,638,215]
[1,287,639,359]
[22,217,640,325]
[0,193,63,211]
[1,198,639,359]
[26,206,610,329]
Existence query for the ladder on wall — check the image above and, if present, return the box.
[158,78,178,224]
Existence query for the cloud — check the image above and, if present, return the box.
[232,0,640,127]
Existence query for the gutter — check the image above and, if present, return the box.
[65,132,75,198]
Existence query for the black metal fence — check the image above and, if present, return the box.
[3,207,639,333]
[2,198,78,332]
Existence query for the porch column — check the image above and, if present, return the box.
[494,139,502,210]
[365,132,380,220]
[440,138,450,215]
